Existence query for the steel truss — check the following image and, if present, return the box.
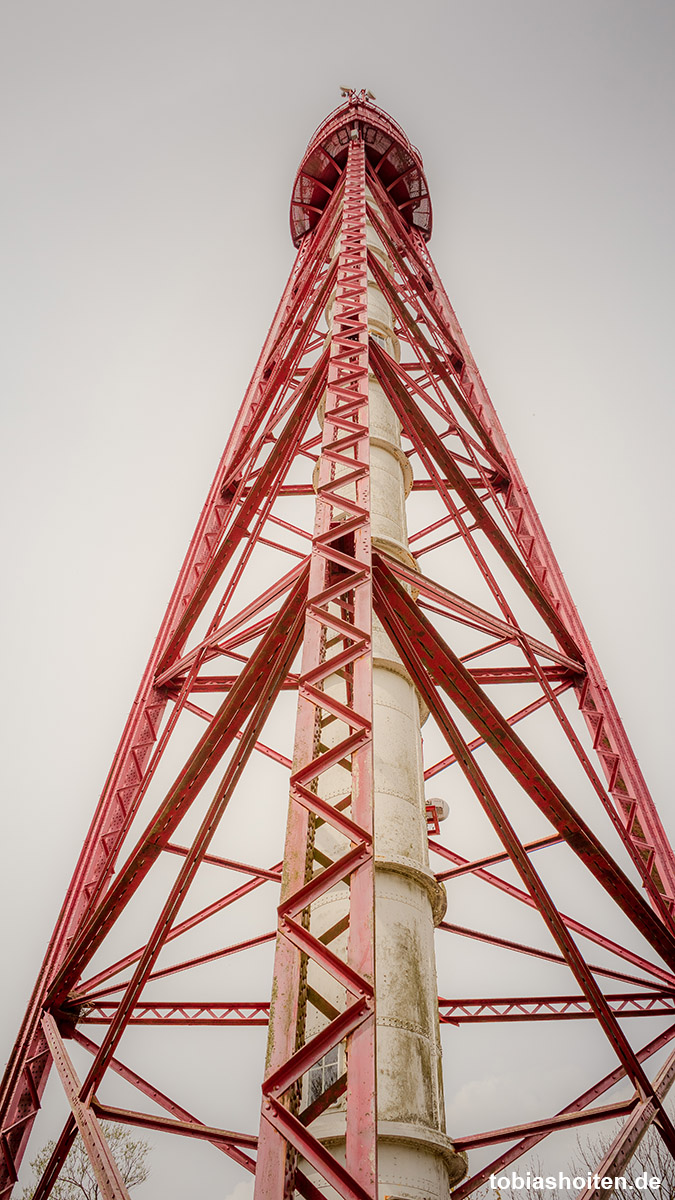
[2,92,675,1200]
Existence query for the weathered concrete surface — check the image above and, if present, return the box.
[303,194,466,1198]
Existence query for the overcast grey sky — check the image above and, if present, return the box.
[1,2,674,1196]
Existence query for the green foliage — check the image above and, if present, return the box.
[22,1122,149,1200]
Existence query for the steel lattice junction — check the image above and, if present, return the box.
[2,90,675,1200]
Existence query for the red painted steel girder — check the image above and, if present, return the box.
[79,1003,271,1025]
[0,187,339,1197]
[256,136,377,1200]
[430,838,675,987]
[451,1024,675,1198]
[290,88,431,246]
[367,159,675,911]
[76,993,675,1026]
[452,1100,638,1153]
[372,554,675,967]
[40,1016,132,1200]
[576,1045,675,1200]
[71,1029,257,1173]
[438,993,675,1022]
[372,555,675,1156]
[3,96,675,1200]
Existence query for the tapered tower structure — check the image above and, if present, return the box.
[3,91,675,1200]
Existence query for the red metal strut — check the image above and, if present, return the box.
[2,90,675,1200]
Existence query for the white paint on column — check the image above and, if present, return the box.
[303,190,467,1199]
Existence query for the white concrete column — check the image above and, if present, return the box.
[303,194,466,1199]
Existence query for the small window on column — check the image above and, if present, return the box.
[307,1043,341,1105]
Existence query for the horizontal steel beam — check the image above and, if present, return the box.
[438,993,675,1022]
[78,992,675,1026]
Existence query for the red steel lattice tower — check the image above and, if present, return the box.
[3,91,675,1200]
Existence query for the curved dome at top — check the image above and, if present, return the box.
[290,92,432,247]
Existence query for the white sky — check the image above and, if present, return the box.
[1,2,674,1196]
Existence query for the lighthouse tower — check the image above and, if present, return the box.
[2,91,675,1200]
[254,106,465,1200]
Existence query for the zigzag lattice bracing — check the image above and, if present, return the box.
[2,93,675,1200]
